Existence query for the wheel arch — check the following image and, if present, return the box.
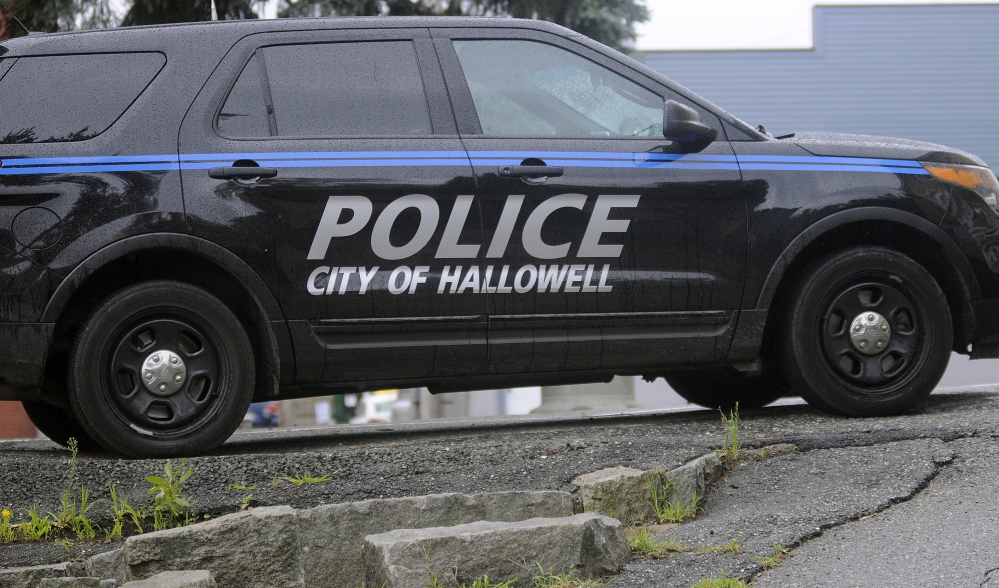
[758,208,978,353]
[42,233,291,404]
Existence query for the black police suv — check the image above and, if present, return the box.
[2,17,998,458]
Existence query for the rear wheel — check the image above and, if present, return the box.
[664,367,786,411]
[780,247,951,416]
[67,281,255,458]
[21,400,100,451]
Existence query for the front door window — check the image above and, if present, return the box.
[453,39,663,137]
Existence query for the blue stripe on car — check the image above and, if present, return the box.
[0,151,930,175]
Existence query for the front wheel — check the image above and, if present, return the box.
[780,247,951,416]
[67,281,255,458]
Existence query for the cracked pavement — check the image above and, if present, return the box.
[1,387,998,586]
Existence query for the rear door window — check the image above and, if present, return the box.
[0,52,165,143]
[218,41,433,138]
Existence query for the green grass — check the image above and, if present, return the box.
[714,404,742,464]
[629,526,688,559]
[0,443,200,546]
[226,482,257,492]
[426,576,517,588]
[107,484,145,539]
[759,545,790,569]
[226,483,258,510]
[532,570,603,588]
[273,472,333,486]
[691,574,750,588]
[647,470,701,524]
[426,564,603,588]
[52,439,98,540]
[697,539,743,555]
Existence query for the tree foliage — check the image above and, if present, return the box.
[121,0,258,26]
[281,0,649,52]
[3,0,116,32]
[6,0,648,52]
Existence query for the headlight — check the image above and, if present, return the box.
[922,162,999,211]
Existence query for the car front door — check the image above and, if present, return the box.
[433,29,748,378]
[180,28,487,389]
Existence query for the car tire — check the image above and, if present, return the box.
[67,281,255,458]
[664,367,786,410]
[780,247,951,416]
[21,400,101,451]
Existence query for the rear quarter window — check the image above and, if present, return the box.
[0,52,165,143]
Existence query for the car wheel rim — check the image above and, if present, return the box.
[820,280,924,392]
[104,313,222,433]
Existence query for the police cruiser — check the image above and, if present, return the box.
[2,16,998,457]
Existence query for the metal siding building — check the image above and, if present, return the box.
[643,4,999,168]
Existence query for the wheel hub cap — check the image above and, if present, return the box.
[849,312,891,355]
[141,350,186,396]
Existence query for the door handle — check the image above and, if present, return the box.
[207,166,278,180]
[497,165,565,179]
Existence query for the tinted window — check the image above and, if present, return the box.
[0,52,165,143]
[221,41,432,138]
[453,40,663,138]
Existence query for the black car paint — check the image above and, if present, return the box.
[0,17,997,407]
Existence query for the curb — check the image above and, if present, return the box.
[0,454,729,588]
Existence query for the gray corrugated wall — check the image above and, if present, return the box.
[642,4,999,169]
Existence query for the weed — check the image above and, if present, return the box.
[697,539,743,555]
[691,573,749,588]
[628,525,687,559]
[276,472,333,486]
[0,509,14,543]
[656,491,700,523]
[226,483,257,492]
[2,445,204,546]
[54,538,73,556]
[226,483,257,510]
[51,438,98,540]
[647,471,700,524]
[759,545,789,569]
[714,404,742,464]
[146,460,196,531]
[107,485,145,539]
[425,569,516,588]
[468,578,515,588]
[53,486,97,540]
[21,506,53,541]
[757,449,767,460]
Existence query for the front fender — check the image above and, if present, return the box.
[755,207,980,311]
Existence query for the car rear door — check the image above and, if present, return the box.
[432,28,748,377]
[179,27,487,388]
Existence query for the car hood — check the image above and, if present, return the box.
[779,131,987,168]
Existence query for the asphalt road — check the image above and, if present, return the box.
[1,387,998,587]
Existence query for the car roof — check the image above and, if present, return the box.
[0,16,579,56]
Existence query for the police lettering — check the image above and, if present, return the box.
[307,193,640,262]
